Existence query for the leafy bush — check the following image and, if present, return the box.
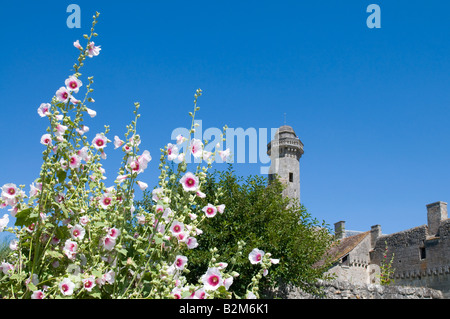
[138,165,335,297]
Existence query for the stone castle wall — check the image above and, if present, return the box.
[371,219,450,297]
[269,280,444,299]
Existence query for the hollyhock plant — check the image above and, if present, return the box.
[0,13,277,300]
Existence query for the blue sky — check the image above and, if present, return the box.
[0,1,450,236]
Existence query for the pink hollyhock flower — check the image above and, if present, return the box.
[40,134,52,146]
[1,183,18,199]
[56,87,71,103]
[177,153,185,162]
[122,144,132,153]
[70,224,85,240]
[152,188,163,202]
[167,143,179,161]
[114,136,124,149]
[170,220,184,236]
[216,204,225,214]
[103,236,116,251]
[186,237,198,249]
[79,215,89,226]
[31,290,45,299]
[202,267,223,291]
[82,277,96,291]
[196,190,206,198]
[63,242,77,261]
[202,203,217,218]
[0,214,9,232]
[76,125,89,135]
[224,276,234,290]
[248,248,265,264]
[136,214,146,225]
[86,42,101,57]
[190,138,203,158]
[195,288,207,299]
[65,76,82,93]
[246,291,257,299]
[86,107,97,118]
[59,278,75,296]
[9,239,18,251]
[130,134,141,147]
[174,255,188,270]
[1,262,14,275]
[218,148,231,161]
[108,227,120,239]
[29,182,42,198]
[202,150,212,160]
[270,258,280,264]
[55,124,68,137]
[102,270,115,285]
[179,172,199,192]
[68,154,82,169]
[136,181,148,191]
[127,150,152,174]
[92,133,108,150]
[73,40,82,50]
[176,134,186,145]
[37,103,51,117]
[99,193,113,209]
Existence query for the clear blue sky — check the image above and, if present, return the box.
[1,1,450,236]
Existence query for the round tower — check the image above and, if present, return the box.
[267,125,304,202]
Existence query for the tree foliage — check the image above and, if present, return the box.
[139,165,335,297]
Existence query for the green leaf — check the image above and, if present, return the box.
[57,170,67,184]
[14,208,35,227]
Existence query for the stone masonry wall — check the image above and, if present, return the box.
[269,280,444,299]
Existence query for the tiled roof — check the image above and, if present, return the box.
[315,231,370,268]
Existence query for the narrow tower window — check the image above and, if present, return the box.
[289,172,293,182]
[420,247,426,260]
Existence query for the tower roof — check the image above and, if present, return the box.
[267,124,304,157]
[275,125,297,138]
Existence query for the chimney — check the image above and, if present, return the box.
[334,221,346,240]
[370,224,381,248]
[426,201,447,236]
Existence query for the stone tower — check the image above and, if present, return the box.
[267,125,304,202]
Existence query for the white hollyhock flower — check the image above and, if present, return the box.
[65,75,82,93]
[0,214,9,232]
[167,143,179,161]
[248,248,265,264]
[70,224,85,240]
[37,103,51,117]
[92,133,108,150]
[202,203,217,218]
[190,138,203,158]
[59,278,75,296]
[202,267,223,291]
[179,172,199,192]
[56,87,71,103]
